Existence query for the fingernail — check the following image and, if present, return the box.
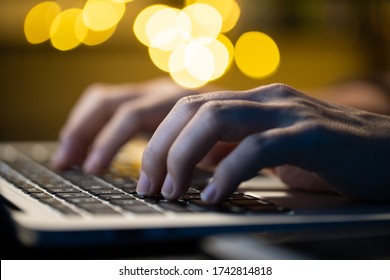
[201,183,218,203]
[161,174,174,198]
[137,171,151,195]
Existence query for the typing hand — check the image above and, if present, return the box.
[137,84,390,203]
[52,77,195,173]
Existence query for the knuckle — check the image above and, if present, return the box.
[267,83,302,99]
[175,94,205,113]
[197,100,227,127]
[84,83,108,100]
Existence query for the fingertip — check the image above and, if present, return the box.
[161,173,174,199]
[82,152,106,174]
[200,183,219,204]
[136,171,151,195]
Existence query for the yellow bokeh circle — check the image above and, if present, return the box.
[83,0,125,32]
[234,31,280,79]
[24,1,61,44]
[50,9,84,51]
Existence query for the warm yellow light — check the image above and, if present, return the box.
[50,9,84,51]
[217,34,234,70]
[111,0,134,3]
[24,1,61,44]
[169,44,187,74]
[133,4,169,47]
[221,0,240,33]
[185,40,215,81]
[75,13,116,46]
[148,47,171,72]
[235,31,280,79]
[185,0,240,33]
[170,68,209,89]
[204,37,230,80]
[83,0,125,31]
[145,8,191,51]
[183,3,222,39]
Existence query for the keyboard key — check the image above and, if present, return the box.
[66,197,102,205]
[20,185,44,194]
[46,187,81,194]
[88,189,124,196]
[30,193,52,199]
[99,194,135,201]
[39,197,63,206]
[109,199,145,207]
[56,193,92,199]
[80,185,113,191]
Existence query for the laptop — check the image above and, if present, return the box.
[1,141,390,248]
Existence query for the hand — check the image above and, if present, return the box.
[51,77,195,173]
[137,83,390,203]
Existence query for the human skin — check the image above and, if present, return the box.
[137,83,390,203]
[52,78,390,203]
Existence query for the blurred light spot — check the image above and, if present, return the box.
[83,0,125,31]
[146,8,191,51]
[75,13,116,46]
[185,40,215,81]
[217,34,235,70]
[111,0,134,3]
[185,0,240,33]
[50,8,84,51]
[170,68,208,89]
[204,38,230,80]
[235,31,280,79]
[169,44,187,73]
[24,1,61,44]
[183,3,222,39]
[148,47,171,72]
[133,4,169,47]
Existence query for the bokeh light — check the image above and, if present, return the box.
[82,0,125,31]
[235,31,280,79]
[182,3,222,39]
[75,13,116,46]
[217,34,235,70]
[50,8,84,51]
[145,7,191,51]
[148,47,171,72]
[133,4,169,47]
[134,3,236,88]
[185,0,240,33]
[24,1,61,44]
[24,0,281,87]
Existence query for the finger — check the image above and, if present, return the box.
[138,94,208,195]
[197,142,237,170]
[82,101,147,173]
[138,85,300,196]
[51,84,138,170]
[201,126,307,203]
[161,100,288,199]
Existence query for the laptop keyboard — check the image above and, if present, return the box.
[0,158,290,217]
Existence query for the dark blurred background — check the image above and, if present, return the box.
[1,0,389,141]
